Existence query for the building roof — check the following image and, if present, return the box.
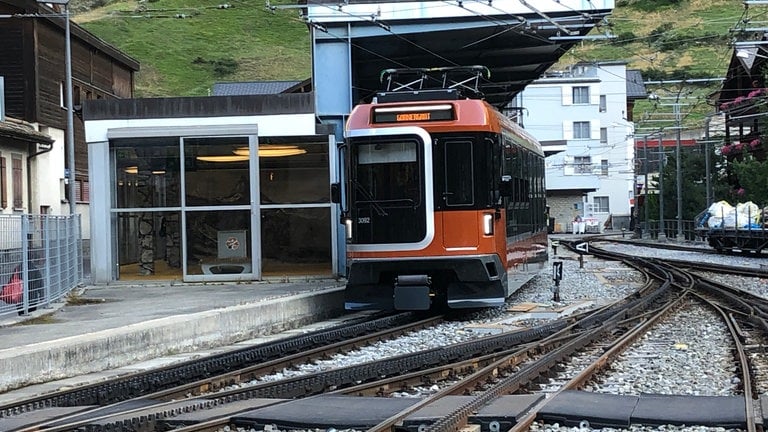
[212,81,304,96]
[546,174,600,192]
[0,117,54,145]
[306,2,613,108]
[626,70,648,100]
[545,153,600,192]
[82,94,316,120]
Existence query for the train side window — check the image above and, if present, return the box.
[444,140,474,206]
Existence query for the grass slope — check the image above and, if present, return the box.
[76,0,310,97]
[76,0,751,123]
[568,0,743,78]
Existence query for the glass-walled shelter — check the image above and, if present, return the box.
[84,95,339,283]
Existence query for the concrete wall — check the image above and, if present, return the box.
[29,126,66,216]
[548,194,584,233]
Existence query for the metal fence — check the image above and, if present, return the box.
[638,219,707,243]
[0,214,83,318]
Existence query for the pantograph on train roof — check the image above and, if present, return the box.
[376,65,491,103]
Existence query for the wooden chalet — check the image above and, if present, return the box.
[0,0,138,213]
[716,40,768,163]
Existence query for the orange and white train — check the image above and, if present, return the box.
[336,70,549,310]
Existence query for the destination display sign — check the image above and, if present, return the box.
[373,104,454,123]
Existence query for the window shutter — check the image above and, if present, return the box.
[590,85,600,105]
[591,120,600,138]
[0,156,6,208]
[563,121,573,139]
[81,180,90,202]
[12,155,22,209]
[564,156,574,175]
[562,86,572,105]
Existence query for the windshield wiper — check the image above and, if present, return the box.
[353,181,388,216]
[358,198,416,209]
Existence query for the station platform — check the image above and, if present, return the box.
[0,279,346,402]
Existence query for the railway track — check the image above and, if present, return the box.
[4,239,767,432]
[592,236,768,278]
[1,311,439,431]
[172,241,763,432]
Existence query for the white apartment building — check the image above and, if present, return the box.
[513,61,646,233]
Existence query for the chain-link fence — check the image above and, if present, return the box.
[0,214,83,317]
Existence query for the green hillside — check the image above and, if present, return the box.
[75,0,752,130]
[563,0,741,79]
[76,0,311,96]
[562,0,749,131]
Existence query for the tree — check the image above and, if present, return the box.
[648,141,730,222]
[730,156,768,205]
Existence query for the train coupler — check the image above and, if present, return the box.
[393,274,432,310]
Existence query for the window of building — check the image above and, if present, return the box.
[573,121,590,139]
[76,179,90,203]
[574,156,592,174]
[12,154,22,209]
[600,128,608,143]
[601,159,609,175]
[73,85,81,106]
[573,86,589,104]
[599,95,607,112]
[593,196,609,213]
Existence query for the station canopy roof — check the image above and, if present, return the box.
[306,0,615,108]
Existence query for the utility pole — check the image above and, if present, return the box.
[643,135,649,238]
[658,134,665,240]
[674,101,683,240]
[704,117,713,208]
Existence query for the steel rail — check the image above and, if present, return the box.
[689,289,758,432]
[10,314,445,432]
[0,311,418,416]
[508,291,689,432]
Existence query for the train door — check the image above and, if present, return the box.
[439,139,479,250]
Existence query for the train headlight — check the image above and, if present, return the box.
[345,218,353,239]
[483,213,494,235]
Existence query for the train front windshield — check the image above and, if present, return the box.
[349,137,426,244]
